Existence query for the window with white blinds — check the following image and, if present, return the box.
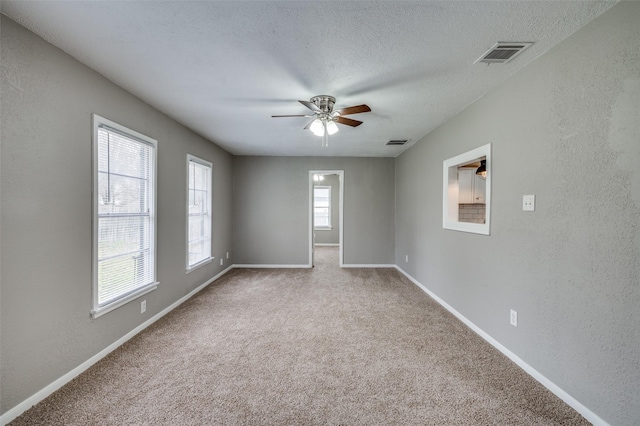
[92,115,157,318]
[314,186,331,228]
[186,155,212,270]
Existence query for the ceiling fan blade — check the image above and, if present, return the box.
[299,100,321,112]
[337,104,371,115]
[271,114,311,118]
[336,116,363,127]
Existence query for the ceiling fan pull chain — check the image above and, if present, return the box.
[323,122,329,147]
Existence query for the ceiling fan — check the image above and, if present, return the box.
[271,95,371,145]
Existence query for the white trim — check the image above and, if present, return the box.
[186,154,213,271]
[394,265,609,426]
[309,170,344,268]
[338,172,344,267]
[309,174,313,266]
[232,264,312,269]
[314,243,339,247]
[0,265,233,426]
[92,114,158,316]
[442,143,491,235]
[91,282,158,319]
[342,264,396,268]
[185,257,214,274]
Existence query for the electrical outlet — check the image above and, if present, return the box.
[220,258,223,266]
[141,300,146,314]
[226,252,229,259]
[523,195,535,211]
[405,255,409,263]
[510,309,518,327]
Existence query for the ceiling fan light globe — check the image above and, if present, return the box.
[310,119,324,136]
[326,121,339,135]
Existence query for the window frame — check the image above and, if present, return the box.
[185,154,213,272]
[91,114,158,319]
[313,185,332,230]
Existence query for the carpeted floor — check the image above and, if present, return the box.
[10,247,588,425]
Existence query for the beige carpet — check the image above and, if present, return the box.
[10,247,588,425]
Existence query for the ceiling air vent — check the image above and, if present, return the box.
[475,42,533,64]
[386,140,408,146]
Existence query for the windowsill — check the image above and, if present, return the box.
[314,227,333,231]
[91,282,159,319]
[443,221,490,235]
[186,257,214,274]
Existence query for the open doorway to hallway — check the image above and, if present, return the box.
[309,170,344,267]
[313,246,340,267]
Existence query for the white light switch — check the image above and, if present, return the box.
[523,195,535,211]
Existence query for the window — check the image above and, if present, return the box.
[92,115,158,318]
[314,186,331,229]
[186,155,213,270]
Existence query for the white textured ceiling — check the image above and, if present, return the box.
[1,1,617,157]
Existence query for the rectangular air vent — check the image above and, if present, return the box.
[475,42,533,64]
[386,140,408,146]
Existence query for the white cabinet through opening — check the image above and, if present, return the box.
[458,168,486,204]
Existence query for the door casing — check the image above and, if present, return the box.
[309,170,344,267]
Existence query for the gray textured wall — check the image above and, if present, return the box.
[314,174,340,245]
[395,3,640,425]
[233,157,395,266]
[0,16,234,414]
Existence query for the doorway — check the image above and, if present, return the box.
[309,170,344,267]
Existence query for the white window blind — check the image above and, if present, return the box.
[314,186,331,228]
[92,115,157,317]
[187,155,212,270]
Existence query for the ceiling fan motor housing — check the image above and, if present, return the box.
[311,95,336,113]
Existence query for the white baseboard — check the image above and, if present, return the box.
[233,264,312,269]
[394,266,609,426]
[0,265,234,426]
[232,262,395,269]
[342,264,396,268]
